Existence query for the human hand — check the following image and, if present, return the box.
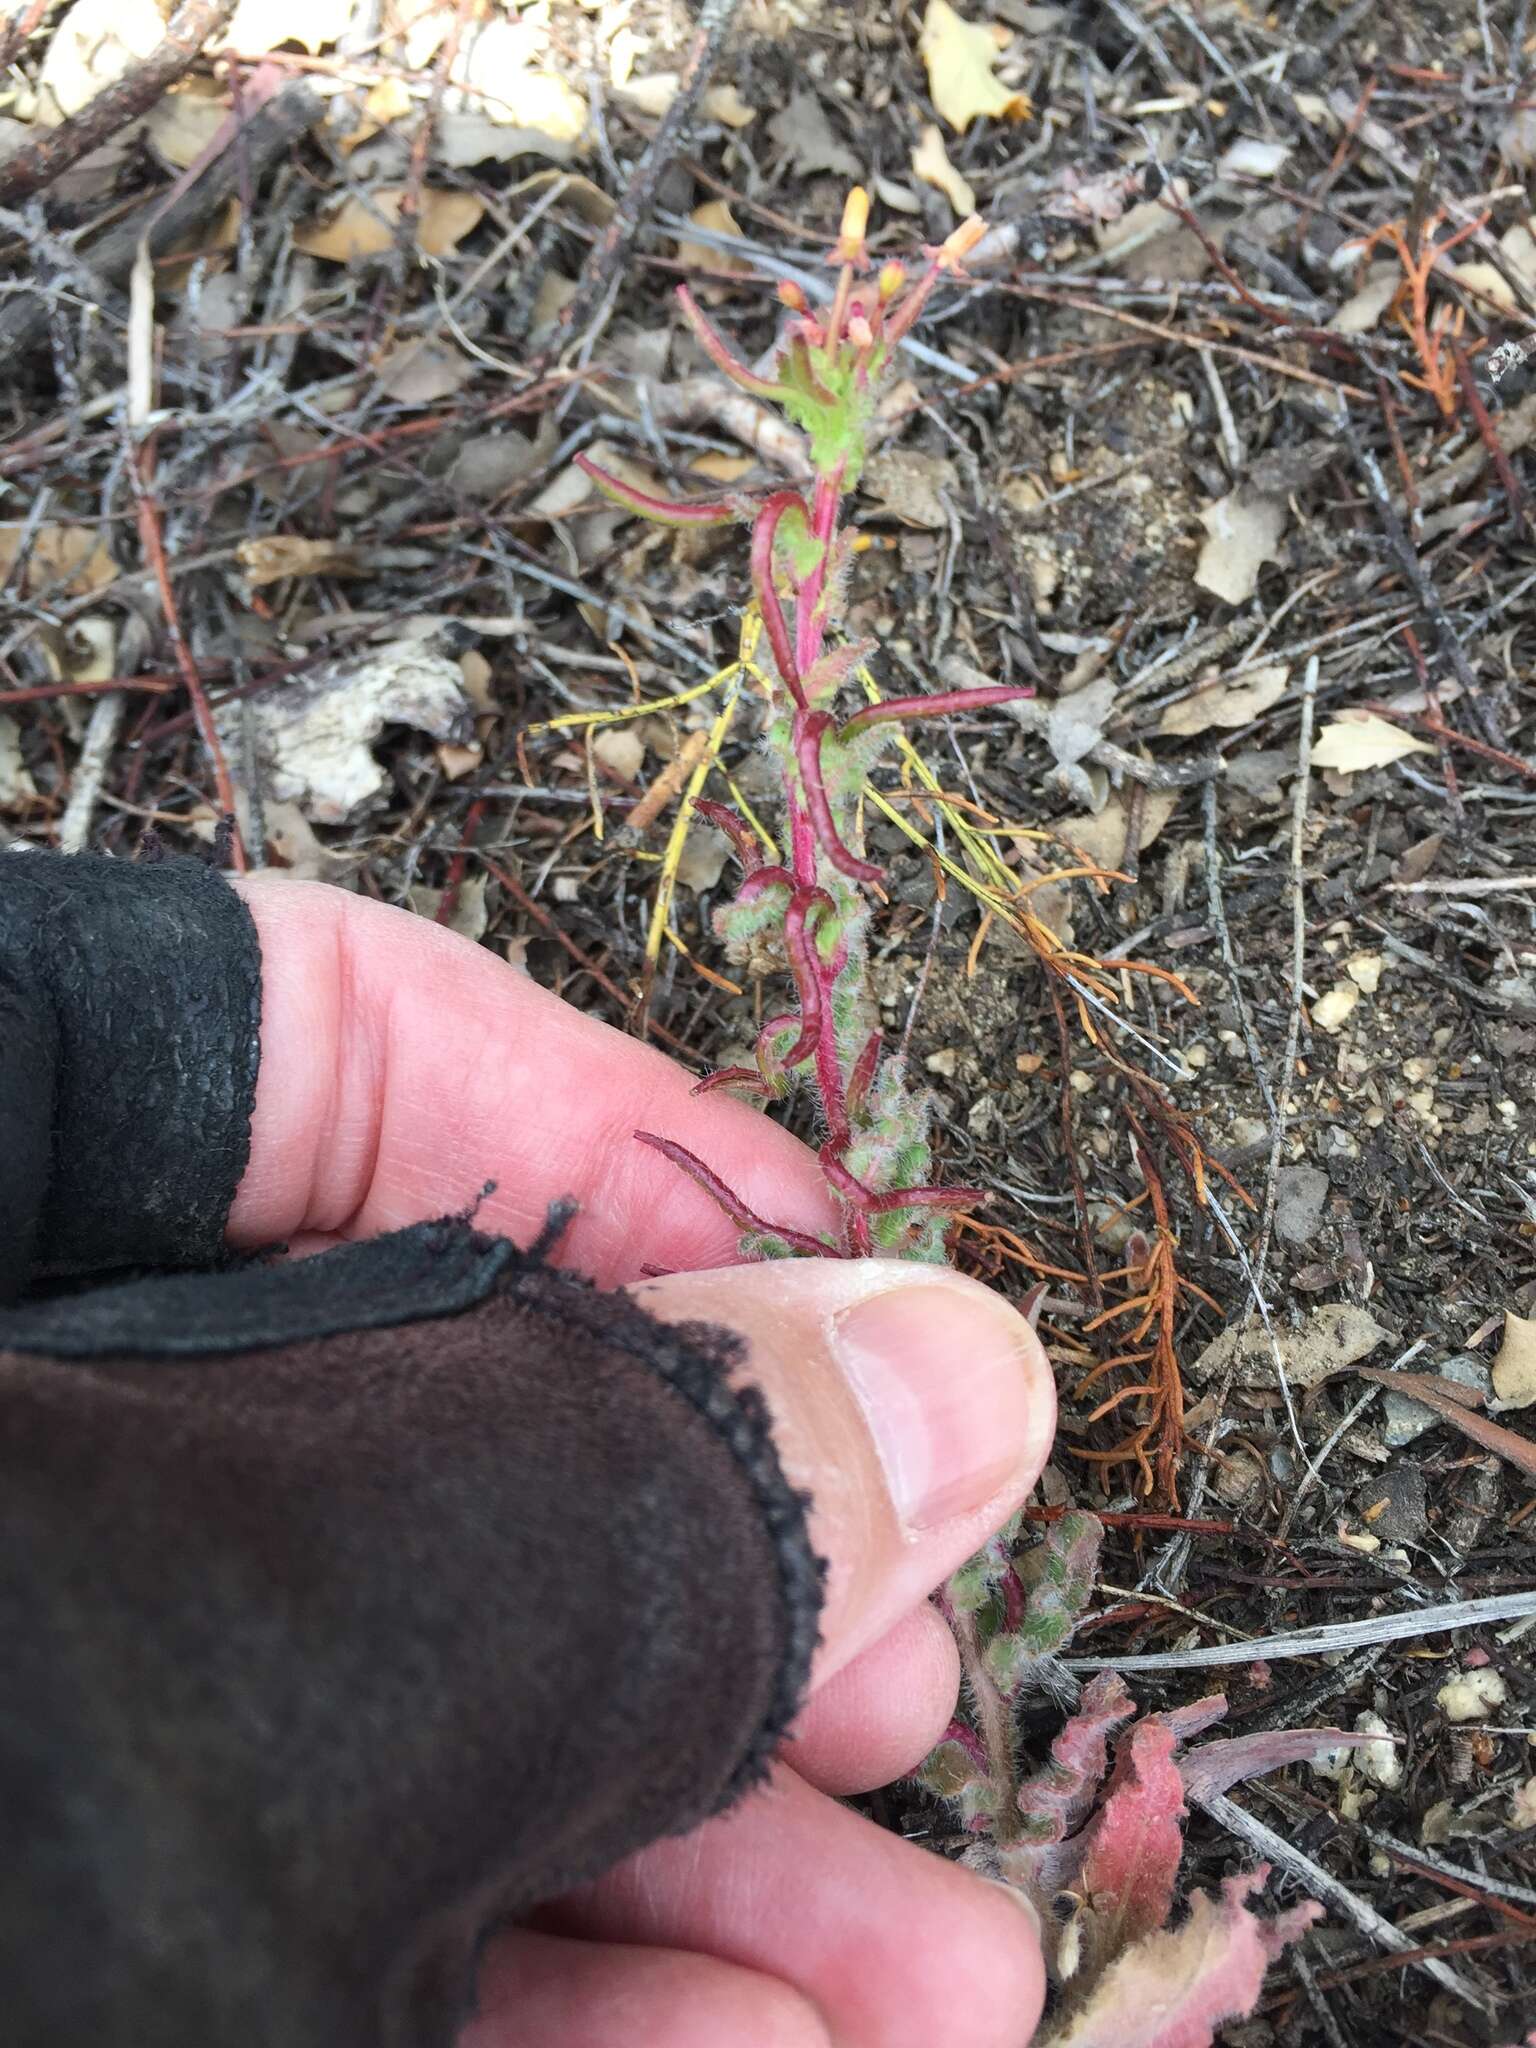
[232,878,1054,2048]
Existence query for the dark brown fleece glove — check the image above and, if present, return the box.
[0,851,823,2048]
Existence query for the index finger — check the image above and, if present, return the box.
[227,879,837,1287]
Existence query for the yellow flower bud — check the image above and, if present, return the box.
[938,215,987,269]
[834,185,871,265]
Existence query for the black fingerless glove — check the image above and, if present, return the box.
[0,852,823,2048]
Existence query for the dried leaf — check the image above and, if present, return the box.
[678,198,749,281]
[1329,260,1401,334]
[767,88,861,180]
[146,77,230,169]
[592,726,645,782]
[1491,1310,1536,1411]
[1158,664,1288,738]
[1194,490,1287,604]
[1216,137,1291,178]
[222,0,354,53]
[229,640,472,823]
[912,120,975,216]
[0,522,116,597]
[616,74,755,127]
[861,446,959,529]
[1041,1870,1322,2048]
[407,872,489,941]
[919,0,1031,133]
[1055,789,1179,873]
[0,712,37,809]
[295,187,484,263]
[373,335,478,404]
[1180,1727,1358,1801]
[237,535,366,586]
[36,0,164,120]
[1310,714,1434,773]
[1189,1304,1388,1391]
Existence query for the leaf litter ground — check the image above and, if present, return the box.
[2,0,1536,2039]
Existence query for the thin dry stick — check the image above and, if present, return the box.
[542,0,742,365]
[0,0,49,73]
[1063,1587,1536,1672]
[1191,1792,1491,2012]
[0,0,239,208]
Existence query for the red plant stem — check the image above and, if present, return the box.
[795,468,843,678]
[691,1067,773,1099]
[847,1028,882,1114]
[633,1132,833,1255]
[795,710,882,882]
[839,684,1035,737]
[573,452,736,527]
[781,887,834,1066]
[736,863,794,905]
[787,793,817,888]
[675,285,782,399]
[692,798,764,875]
[750,494,809,703]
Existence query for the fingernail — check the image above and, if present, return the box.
[830,1280,1042,1533]
[987,1878,1044,1944]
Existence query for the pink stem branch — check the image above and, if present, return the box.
[634,1132,834,1255]
[781,886,834,1067]
[573,454,737,527]
[838,684,1034,738]
[675,285,783,400]
[795,468,843,679]
[751,493,810,705]
[795,710,882,883]
[692,798,764,876]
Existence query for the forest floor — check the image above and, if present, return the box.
[2,0,1536,2040]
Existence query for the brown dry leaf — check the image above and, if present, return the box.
[531,269,578,328]
[1189,1304,1389,1391]
[862,447,959,529]
[237,535,366,586]
[1329,261,1401,334]
[222,0,353,55]
[1492,1311,1536,1412]
[407,873,489,941]
[1310,714,1433,773]
[435,740,482,781]
[373,336,477,404]
[768,88,861,180]
[501,168,614,225]
[919,0,1030,133]
[1355,1367,1536,1479]
[678,199,749,284]
[294,188,484,263]
[615,75,752,126]
[1056,788,1179,872]
[456,27,587,146]
[0,522,115,596]
[691,450,756,483]
[338,74,415,154]
[592,726,645,782]
[1158,663,1289,737]
[36,0,165,120]
[146,77,230,169]
[1194,490,1287,604]
[911,121,975,217]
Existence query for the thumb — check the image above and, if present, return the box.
[628,1257,1057,1691]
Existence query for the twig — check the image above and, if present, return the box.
[0,0,49,72]
[0,81,322,357]
[1191,1792,1492,2012]
[57,693,128,854]
[0,0,239,209]
[1344,417,1504,748]
[1063,1587,1536,1671]
[544,0,742,365]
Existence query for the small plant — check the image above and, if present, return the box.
[920,1512,1362,2047]
[584,197,1350,2044]
[577,189,1031,1262]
